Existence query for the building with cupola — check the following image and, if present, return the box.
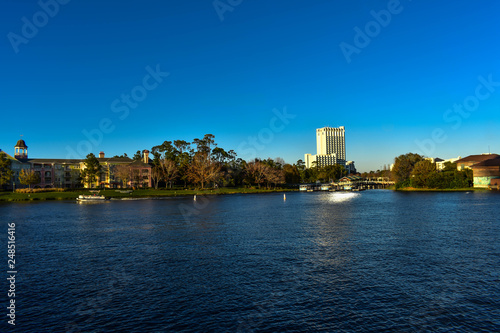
[1,138,152,189]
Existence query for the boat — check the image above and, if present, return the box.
[77,194,107,201]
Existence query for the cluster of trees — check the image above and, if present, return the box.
[143,134,350,189]
[392,153,472,189]
[147,134,288,189]
[303,163,347,183]
[0,153,13,187]
[0,134,350,190]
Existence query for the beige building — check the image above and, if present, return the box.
[2,139,152,189]
[316,126,346,159]
[305,126,352,170]
[425,156,462,170]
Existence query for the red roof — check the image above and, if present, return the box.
[471,156,500,167]
[455,154,499,164]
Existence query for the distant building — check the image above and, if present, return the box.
[455,154,499,171]
[305,126,354,171]
[316,126,346,159]
[345,161,357,174]
[425,156,462,170]
[469,156,500,188]
[1,139,152,189]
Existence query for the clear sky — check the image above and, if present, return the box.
[1,0,500,172]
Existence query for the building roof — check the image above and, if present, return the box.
[18,157,133,164]
[28,158,82,164]
[339,175,363,182]
[471,156,500,167]
[455,154,499,164]
[97,157,133,163]
[128,159,150,167]
[15,139,28,148]
[0,151,21,163]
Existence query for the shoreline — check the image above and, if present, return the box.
[394,187,488,192]
[0,188,296,202]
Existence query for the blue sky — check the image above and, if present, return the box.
[1,0,500,171]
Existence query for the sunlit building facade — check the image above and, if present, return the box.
[305,126,353,171]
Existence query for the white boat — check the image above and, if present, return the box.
[77,194,107,201]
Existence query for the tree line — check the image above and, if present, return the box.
[391,153,472,189]
[1,134,349,190]
[79,134,347,189]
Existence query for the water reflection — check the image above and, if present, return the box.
[326,191,361,203]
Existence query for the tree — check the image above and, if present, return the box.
[411,160,437,188]
[159,159,178,188]
[151,165,162,189]
[131,168,141,188]
[392,153,423,186]
[187,153,221,189]
[0,153,14,187]
[173,140,190,154]
[152,141,177,161]
[133,150,142,161]
[317,164,346,182]
[212,147,229,163]
[442,161,457,172]
[245,161,268,188]
[193,134,216,156]
[115,164,131,188]
[19,169,40,189]
[265,167,285,188]
[283,164,300,184]
[80,153,102,188]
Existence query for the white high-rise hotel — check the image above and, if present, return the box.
[304,126,355,172]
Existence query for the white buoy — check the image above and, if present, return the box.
[194,195,197,201]
[283,193,286,201]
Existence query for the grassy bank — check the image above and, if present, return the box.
[0,187,296,202]
[394,187,486,192]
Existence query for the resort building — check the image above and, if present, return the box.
[426,156,462,170]
[469,156,500,188]
[1,139,152,189]
[455,154,499,171]
[305,126,355,172]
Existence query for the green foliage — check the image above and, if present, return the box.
[411,160,437,187]
[0,153,14,186]
[146,134,296,189]
[80,153,102,187]
[19,169,41,188]
[302,163,346,183]
[391,153,473,189]
[392,153,424,186]
[426,168,472,189]
[283,164,301,184]
[132,150,142,161]
[442,161,457,172]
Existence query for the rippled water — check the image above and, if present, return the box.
[1,191,499,332]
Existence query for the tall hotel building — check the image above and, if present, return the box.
[304,126,348,169]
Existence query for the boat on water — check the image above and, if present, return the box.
[77,194,107,201]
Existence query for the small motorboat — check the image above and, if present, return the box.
[77,194,107,201]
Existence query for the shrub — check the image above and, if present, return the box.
[15,188,65,193]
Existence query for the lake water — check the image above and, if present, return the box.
[1,190,499,332]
